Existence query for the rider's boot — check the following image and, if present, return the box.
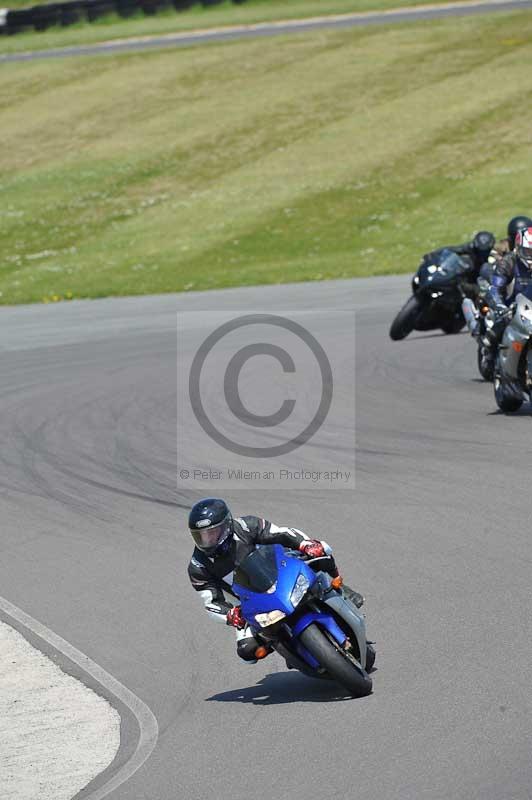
[462,298,480,336]
[342,584,365,609]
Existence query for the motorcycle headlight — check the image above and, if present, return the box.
[290,574,310,608]
[255,610,286,628]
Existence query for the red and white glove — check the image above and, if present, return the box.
[226,606,246,629]
[299,539,326,559]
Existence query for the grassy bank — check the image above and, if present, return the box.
[1,0,490,56]
[1,12,532,304]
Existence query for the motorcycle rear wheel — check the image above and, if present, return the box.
[299,623,372,697]
[389,295,421,341]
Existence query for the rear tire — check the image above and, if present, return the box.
[299,623,372,697]
[389,296,421,341]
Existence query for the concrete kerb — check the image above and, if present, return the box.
[0,595,159,800]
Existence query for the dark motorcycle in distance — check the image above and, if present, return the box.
[390,249,472,341]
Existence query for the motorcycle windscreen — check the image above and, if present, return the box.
[438,251,469,278]
[233,547,278,593]
[417,250,469,287]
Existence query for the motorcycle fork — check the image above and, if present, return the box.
[525,345,532,393]
[500,325,530,381]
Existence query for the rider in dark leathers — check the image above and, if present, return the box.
[187,498,362,663]
[462,220,532,336]
[487,226,532,340]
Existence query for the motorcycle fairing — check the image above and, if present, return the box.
[415,250,469,291]
[500,293,532,380]
[233,545,317,628]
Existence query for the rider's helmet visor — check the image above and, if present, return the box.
[190,516,232,551]
[518,245,532,268]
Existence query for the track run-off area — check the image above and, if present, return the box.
[1,277,531,799]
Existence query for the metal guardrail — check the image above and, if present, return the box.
[0,0,246,34]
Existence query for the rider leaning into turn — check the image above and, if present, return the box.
[487,226,532,337]
[461,218,532,337]
[187,497,363,663]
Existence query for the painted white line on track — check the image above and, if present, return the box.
[0,595,159,800]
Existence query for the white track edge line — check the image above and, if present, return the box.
[0,594,159,800]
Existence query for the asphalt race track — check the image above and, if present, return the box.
[1,277,531,800]
[2,0,532,62]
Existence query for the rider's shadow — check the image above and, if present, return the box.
[205,672,365,705]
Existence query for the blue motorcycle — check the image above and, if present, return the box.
[232,544,374,697]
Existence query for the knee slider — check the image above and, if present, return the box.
[237,636,259,662]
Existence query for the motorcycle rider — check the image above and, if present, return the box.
[187,497,363,663]
[462,221,532,373]
[487,226,532,340]
[493,215,532,261]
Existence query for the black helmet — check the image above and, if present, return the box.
[472,231,495,260]
[188,498,233,555]
[507,215,532,249]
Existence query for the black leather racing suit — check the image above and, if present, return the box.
[488,251,532,307]
[187,515,336,662]
[487,252,532,341]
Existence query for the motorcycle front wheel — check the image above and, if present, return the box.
[493,356,523,413]
[389,295,421,341]
[299,623,372,697]
[477,342,495,382]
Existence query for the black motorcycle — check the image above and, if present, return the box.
[390,249,472,341]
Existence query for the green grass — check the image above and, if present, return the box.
[2,0,485,56]
[1,12,532,304]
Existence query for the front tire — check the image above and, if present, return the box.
[299,623,372,697]
[477,342,495,382]
[365,642,376,673]
[389,295,421,341]
[494,355,523,413]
